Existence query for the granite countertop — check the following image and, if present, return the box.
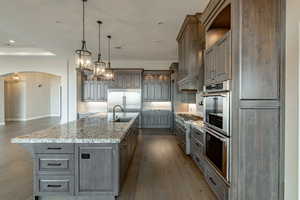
[175,112,204,132]
[11,113,139,144]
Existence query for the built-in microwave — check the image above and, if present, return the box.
[203,81,230,136]
[205,127,230,182]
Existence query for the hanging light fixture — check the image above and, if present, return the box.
[93,20,106,78]
[75,0,92,71]
[104,35,114,80]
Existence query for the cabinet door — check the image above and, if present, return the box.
[204,47,215,85]
[161,81,170,101]
[215,32,231,82]
[132,71,141,88]
[83,81,90,101]
[77,146,115,194]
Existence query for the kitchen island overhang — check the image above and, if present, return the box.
[11,112,140,200]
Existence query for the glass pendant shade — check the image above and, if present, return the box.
[93,20,106,77]
[94,57,106,76]
[75,44,92,71]
[75,0,92,71]
[104,35,114,80]
[104,63,114,80]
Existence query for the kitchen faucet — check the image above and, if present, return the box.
[113,105,125,121]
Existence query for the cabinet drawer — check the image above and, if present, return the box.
[36,175,74,195]
[191,136,203,155]
[34,144,74,154]
[191,127,205,145]
[36,154,74,174]
[205,165,228,200]
[191,152,205,173]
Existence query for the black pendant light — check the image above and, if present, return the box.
[93,20,106,77]
[75,0,92,71]
[104,35,114,80]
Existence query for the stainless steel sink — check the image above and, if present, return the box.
[113,117,132,123]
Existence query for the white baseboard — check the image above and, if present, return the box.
[6,114,61,122]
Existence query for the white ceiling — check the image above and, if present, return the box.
[0,0,209,63]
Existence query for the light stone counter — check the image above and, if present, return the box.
[11,112,139,144]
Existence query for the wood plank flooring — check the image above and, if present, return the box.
[119,133,216,200]
[0,118,60,200]
[0,119,216,200]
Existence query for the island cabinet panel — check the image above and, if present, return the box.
[75,144,119,196]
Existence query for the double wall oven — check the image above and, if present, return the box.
[203,81,231,182]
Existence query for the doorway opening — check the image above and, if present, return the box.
[0,72,62,125]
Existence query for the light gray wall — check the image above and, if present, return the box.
[4,72,61,121]
[285,0,300,199]
[0,79,5,125]
[4,80,26,121]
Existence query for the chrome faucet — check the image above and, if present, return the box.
[112,105,125,121]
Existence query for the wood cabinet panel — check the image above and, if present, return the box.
[143,71,171,102]
[238,108,279,200]
[204,31,231,85]
[76,145,116,194]
[142,110,172,129]
[240,0,280,100]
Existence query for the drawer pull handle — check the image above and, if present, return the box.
[81,153,90,159]
[47,147,62,150]
[47,163,62,167]
[47,184,62,188]
[209,177,217,186]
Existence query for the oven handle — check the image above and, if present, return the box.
[203,93,229,97]
[205,128,228,142]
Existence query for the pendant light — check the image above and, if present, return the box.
[104,35,114,80]
[75,0,92,71]
[93,20,106,77]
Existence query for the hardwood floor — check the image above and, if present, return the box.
[0,117,60,200]
[119,133,216,200]
[0,120,215,200]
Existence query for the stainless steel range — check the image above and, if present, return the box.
[174,113,202,155]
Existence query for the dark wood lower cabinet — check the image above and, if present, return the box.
[32,120,139,199]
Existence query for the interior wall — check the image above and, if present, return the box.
[4,80,26,121]
[0,79,5,125]
[0,56,76,123]
[3,72,61,121]
[285,0,300,199]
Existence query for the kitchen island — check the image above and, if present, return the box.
[11,113,139,200]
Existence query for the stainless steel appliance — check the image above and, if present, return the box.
[175,114,202,155]
[203,81,231,136]
[107,89,141,112]
[205,127,230,181]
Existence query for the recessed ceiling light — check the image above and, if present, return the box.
[157,21,164,25]
[55,20,62,24]
[9,40,15,44]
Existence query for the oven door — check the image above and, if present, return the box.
[205,127,229,181]
[203,92,230,136]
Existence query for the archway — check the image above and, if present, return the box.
[0,71,62,125]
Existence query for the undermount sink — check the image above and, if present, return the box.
[113,117,133,123]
